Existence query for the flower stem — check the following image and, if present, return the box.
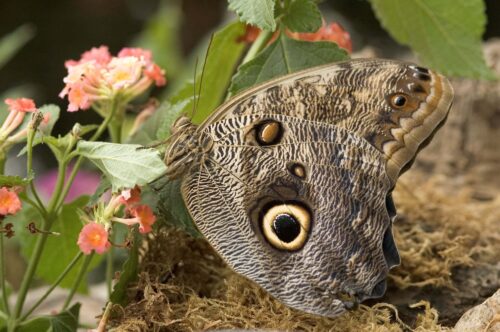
[106,231,114,297]
[10,228,50,324]
[55,100,120,213]
[26,119,47,217]
[97,302,112,332]
[106,251,113,297]
[20,252,83,321]
[10,123,66,324]
[0,233,10,316]
[45,161,68,217]
[62,253,94,310]
[108,118,122,144]
[0,155,6,176]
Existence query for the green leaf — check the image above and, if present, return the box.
[151,21,246,136]
[17,303,80,332]
[18,123,99,157]
[0,174,31,186]
[283,0,322,33]
[110,232,140,305]
[18,135,62,158]
[152,178,200,237]
[0,24,35,70]
[169,80,197,106]
[87,176,111,207]
[76,124,100,137]
[369,0,496,79]
[127,102,174,145]
[76,141,167,191]
[228,0,277,31]
[155,98,194,141]
[16,317,50,332]
[37,104,60,136]
[11,197,102,292]
[230,33,350,94]
[190,21,247,124]
[49,303,80,332]
[165,22,246,125]
[0,315,7,331]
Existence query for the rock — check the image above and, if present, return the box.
[454,288,500,332]
[416,38,500,194]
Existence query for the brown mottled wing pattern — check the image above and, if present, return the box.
[176,59,453,317]
[203,58,453,183]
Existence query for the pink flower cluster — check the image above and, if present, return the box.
[60,46,166,112]
[77,186,157,255]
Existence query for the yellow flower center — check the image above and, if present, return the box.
[89,232,103,246]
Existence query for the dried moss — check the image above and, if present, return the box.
[390,176,499,290]
[108,228,416,331]
[107,173,500,331]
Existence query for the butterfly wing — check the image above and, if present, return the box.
[175,59,453,317]
[202,58,453,183]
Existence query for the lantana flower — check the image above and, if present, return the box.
[113,204,156,234]
[0,186,22,216]
[5,98,37,113]
[77,185,157,254]
[112,186,156,234]
[77,223,110,254]
[59,46,166,113]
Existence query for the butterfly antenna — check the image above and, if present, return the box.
[190,34,215,121]
[188,57,200,120]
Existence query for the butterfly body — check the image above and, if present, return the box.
[165,59,453,317]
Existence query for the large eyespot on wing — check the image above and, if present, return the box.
[260,202,311,251]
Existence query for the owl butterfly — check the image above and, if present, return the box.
[165,59,453,317]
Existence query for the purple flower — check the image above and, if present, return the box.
[36,165,101,203]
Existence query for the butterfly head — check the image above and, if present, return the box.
[165,116,213,180]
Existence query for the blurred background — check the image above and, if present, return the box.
[1,0,499,167]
